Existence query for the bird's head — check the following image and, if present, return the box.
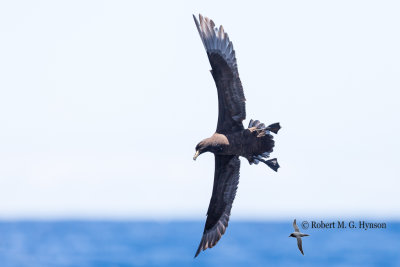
[289,233,295,237]
[193,138,223,160]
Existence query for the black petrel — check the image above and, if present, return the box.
[192,14,281,257]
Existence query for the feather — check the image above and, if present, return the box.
[194,155,240,257]
[193,14,246,134]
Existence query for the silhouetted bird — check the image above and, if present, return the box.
[192,14,281,257]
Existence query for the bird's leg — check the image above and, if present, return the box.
[248,127,257,133]
[257,157,280,172]
[266,123,281,134]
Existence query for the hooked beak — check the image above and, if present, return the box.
[193,150,200,160]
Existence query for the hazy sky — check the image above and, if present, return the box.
[0,0,399,220]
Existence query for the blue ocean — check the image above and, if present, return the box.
[0,221,399,267]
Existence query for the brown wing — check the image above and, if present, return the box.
[194,155,240,257]
[193,14,246,134]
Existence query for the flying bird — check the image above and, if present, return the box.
[192,14,281,257]
[289,219,310,255]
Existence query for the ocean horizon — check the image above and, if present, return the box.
[0,220,399,267]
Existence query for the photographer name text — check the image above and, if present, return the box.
[301,220,387,230]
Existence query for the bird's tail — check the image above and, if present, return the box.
[248,119,281,172]
[248,119,281,137]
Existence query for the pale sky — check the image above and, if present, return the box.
[0,0,399,220]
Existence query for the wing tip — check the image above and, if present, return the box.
[192,13,232,54]
[192,13,200,23]
[194,236,205,258]
[194,248,201,258]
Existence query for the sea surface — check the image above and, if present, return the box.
[0,221,399,267]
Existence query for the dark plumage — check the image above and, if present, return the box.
[192,14,281,257]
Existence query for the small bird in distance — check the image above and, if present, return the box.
[289,219,310,255]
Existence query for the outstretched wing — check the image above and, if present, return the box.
[193,14,246,134]
[293,219,300,232]
[297,238,304,255]
[195,155,240,257]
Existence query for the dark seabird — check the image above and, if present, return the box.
[289,219,310,255]
[192,14,281,257]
